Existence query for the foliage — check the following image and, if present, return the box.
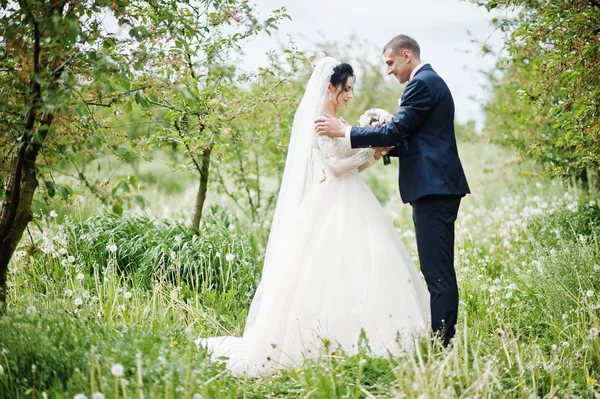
[0,0,295,303]
[211,49,310,226]
[129,2,293,229]
[474,0,600,180]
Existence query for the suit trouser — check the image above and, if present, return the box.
[410,194,462,346]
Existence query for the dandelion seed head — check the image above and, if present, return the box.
[76,273,84,281]
[586,290,594,297]
[111,363,124,377]
[74,297,83,306]
[226,253,234,262]
[50,210,58,218]
[124,292,132,299]
[26,305,37,315]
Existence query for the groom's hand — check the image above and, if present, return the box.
[315,113,346,138]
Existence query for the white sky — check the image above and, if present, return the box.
[242,0,506,127]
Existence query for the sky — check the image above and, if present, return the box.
[241,0,507,128]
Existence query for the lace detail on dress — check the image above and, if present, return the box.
[315,135,377,177]
[315,135,340,170]
[353,148,376,168]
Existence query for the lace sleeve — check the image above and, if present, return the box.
[315,135,340,169]
[353,148,376,170]
[316,136,375,177]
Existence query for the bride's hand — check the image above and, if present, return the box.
[339,117,350,126]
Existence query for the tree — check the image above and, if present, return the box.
[0,0,289,305]
[213,49,310,227]
[474,0,600,181]
[0,0,139,306]
[133,2,291,230]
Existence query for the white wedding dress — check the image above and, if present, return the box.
[199,57,430,377]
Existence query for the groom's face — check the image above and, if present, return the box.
[384,48,411,84]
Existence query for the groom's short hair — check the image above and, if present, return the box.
[383,35,421,58]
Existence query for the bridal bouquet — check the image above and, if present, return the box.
[358,108,394,165]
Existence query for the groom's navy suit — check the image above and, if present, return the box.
[350,64,470,346]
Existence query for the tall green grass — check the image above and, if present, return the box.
[2,168,600,397]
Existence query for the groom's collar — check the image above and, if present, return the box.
[410,63,430,81]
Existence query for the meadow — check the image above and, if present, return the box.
[1,138,599,398]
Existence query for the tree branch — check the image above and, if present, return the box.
[213,166,251,220]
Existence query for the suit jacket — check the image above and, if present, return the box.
[350,64,470,203]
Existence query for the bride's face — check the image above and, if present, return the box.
[329,76,354,108]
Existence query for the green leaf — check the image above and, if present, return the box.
[58,186,70,200]
[129,175,138,190]
[112,202,124,216]
[134,194,147,209]
[486,1,499,11]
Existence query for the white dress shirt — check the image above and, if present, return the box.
[345,63,429,141]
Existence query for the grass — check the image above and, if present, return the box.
[2,139,600,398]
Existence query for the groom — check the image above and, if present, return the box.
[315,34,470,346]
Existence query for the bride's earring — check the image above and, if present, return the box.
[329,92,332,101]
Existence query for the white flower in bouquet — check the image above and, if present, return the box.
[357,108,393,128]
[357,108,394,165]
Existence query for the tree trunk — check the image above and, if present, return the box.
[575,168,589,190]
[0,121,51,305]
[191,147,212,231]
[0,11,47,307]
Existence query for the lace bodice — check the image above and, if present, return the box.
[315,135,376,178]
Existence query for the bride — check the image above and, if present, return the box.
[199,57,430,376]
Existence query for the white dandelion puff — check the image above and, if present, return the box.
[111,363,124,377]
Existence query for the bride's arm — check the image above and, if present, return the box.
[358,149,381,172]
[316,136,375,178]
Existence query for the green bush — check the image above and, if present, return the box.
[64,205,263,301]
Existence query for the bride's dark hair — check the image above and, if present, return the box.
[330,63,355,102]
